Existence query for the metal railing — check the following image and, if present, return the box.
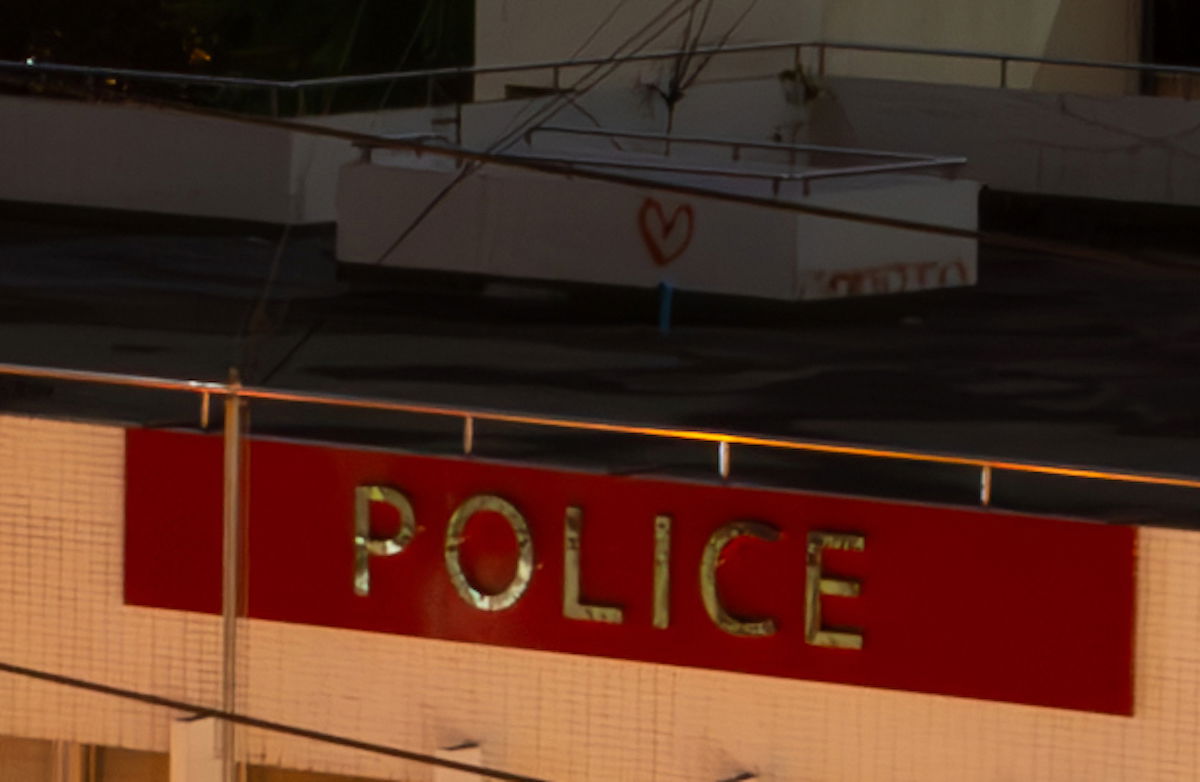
[531,126,956,163]
[4,360,1200,507]
[5,38,1199,117]
[494,150,964,195]
[521,127,965,192]
[809,40,1200,90]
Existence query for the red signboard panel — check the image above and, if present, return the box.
[125,429,1136,714]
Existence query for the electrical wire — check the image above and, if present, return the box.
[377,0,438,109]
[230,0,704,385]
[236,223,292,383]
[487,0,698,148]
[366,0,700,266]
[0,658,547,782]
[566,0,637,60]
[677,0,761,93]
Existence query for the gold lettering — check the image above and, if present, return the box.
[805,531,865,650]
[353,485,416,597]
[699,521,779,637]
[562,506,623,623]
[653,514,671,629]
[444,495,534,611]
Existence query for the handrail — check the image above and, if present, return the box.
[5,37,1200,100]
[814,40,1200,77]
[528,126,949,162]
[0,58,285,88]
[1,360,1199,500]
[499,150,964,190]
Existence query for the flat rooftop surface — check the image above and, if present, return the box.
[2,213,1199,523]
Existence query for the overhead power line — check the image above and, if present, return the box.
[368,0,703,265]
[0,658,547,782]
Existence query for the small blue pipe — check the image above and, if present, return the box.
[658,281,675,335]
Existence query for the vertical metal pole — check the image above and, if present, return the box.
[50,741,87,782]
[200,392,211,430]
[269,87,279,118]
[718,441,731,480]
[462,416,474,456]
[980,464,993,507]
[999,59,1009,89]
[220,368,245,782]
[455,98,464,149]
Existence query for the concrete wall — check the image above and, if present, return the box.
[336,159,977,300]
[473,1,820,101]
[3,414,1200,780]
[454,75,810,151]
[821,0,1141,93]
[809,76,1200,206]
[474,0,1142,96]
[290,106,453,223]
[0,96,295,223]
[0,96,441,225]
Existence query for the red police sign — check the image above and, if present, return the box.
[125,429,1136,714]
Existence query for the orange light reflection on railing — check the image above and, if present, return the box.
[1,361,1199,492]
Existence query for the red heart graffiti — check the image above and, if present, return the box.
[638,197,695,266]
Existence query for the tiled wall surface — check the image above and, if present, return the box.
[1,414,1197,781]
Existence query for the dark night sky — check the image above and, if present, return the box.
[1,0,474,77]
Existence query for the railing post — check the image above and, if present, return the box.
[553,65,561,92]
[463,416,474,456]
[980,464,993,507]
[999,58,1009,89]
[220,368,247,782]
[269,86,279,118]
[455,97,464,148]
[718,441,731,479]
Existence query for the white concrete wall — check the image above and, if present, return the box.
[0,96,441,225]
[291,106,454,224]
[809,76,1200,206]
[0,96,295,223]
[3,414,1200,780]
[335,159,977,301]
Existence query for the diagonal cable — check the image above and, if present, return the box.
[367,0,699,266]
[0,659,547,782]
